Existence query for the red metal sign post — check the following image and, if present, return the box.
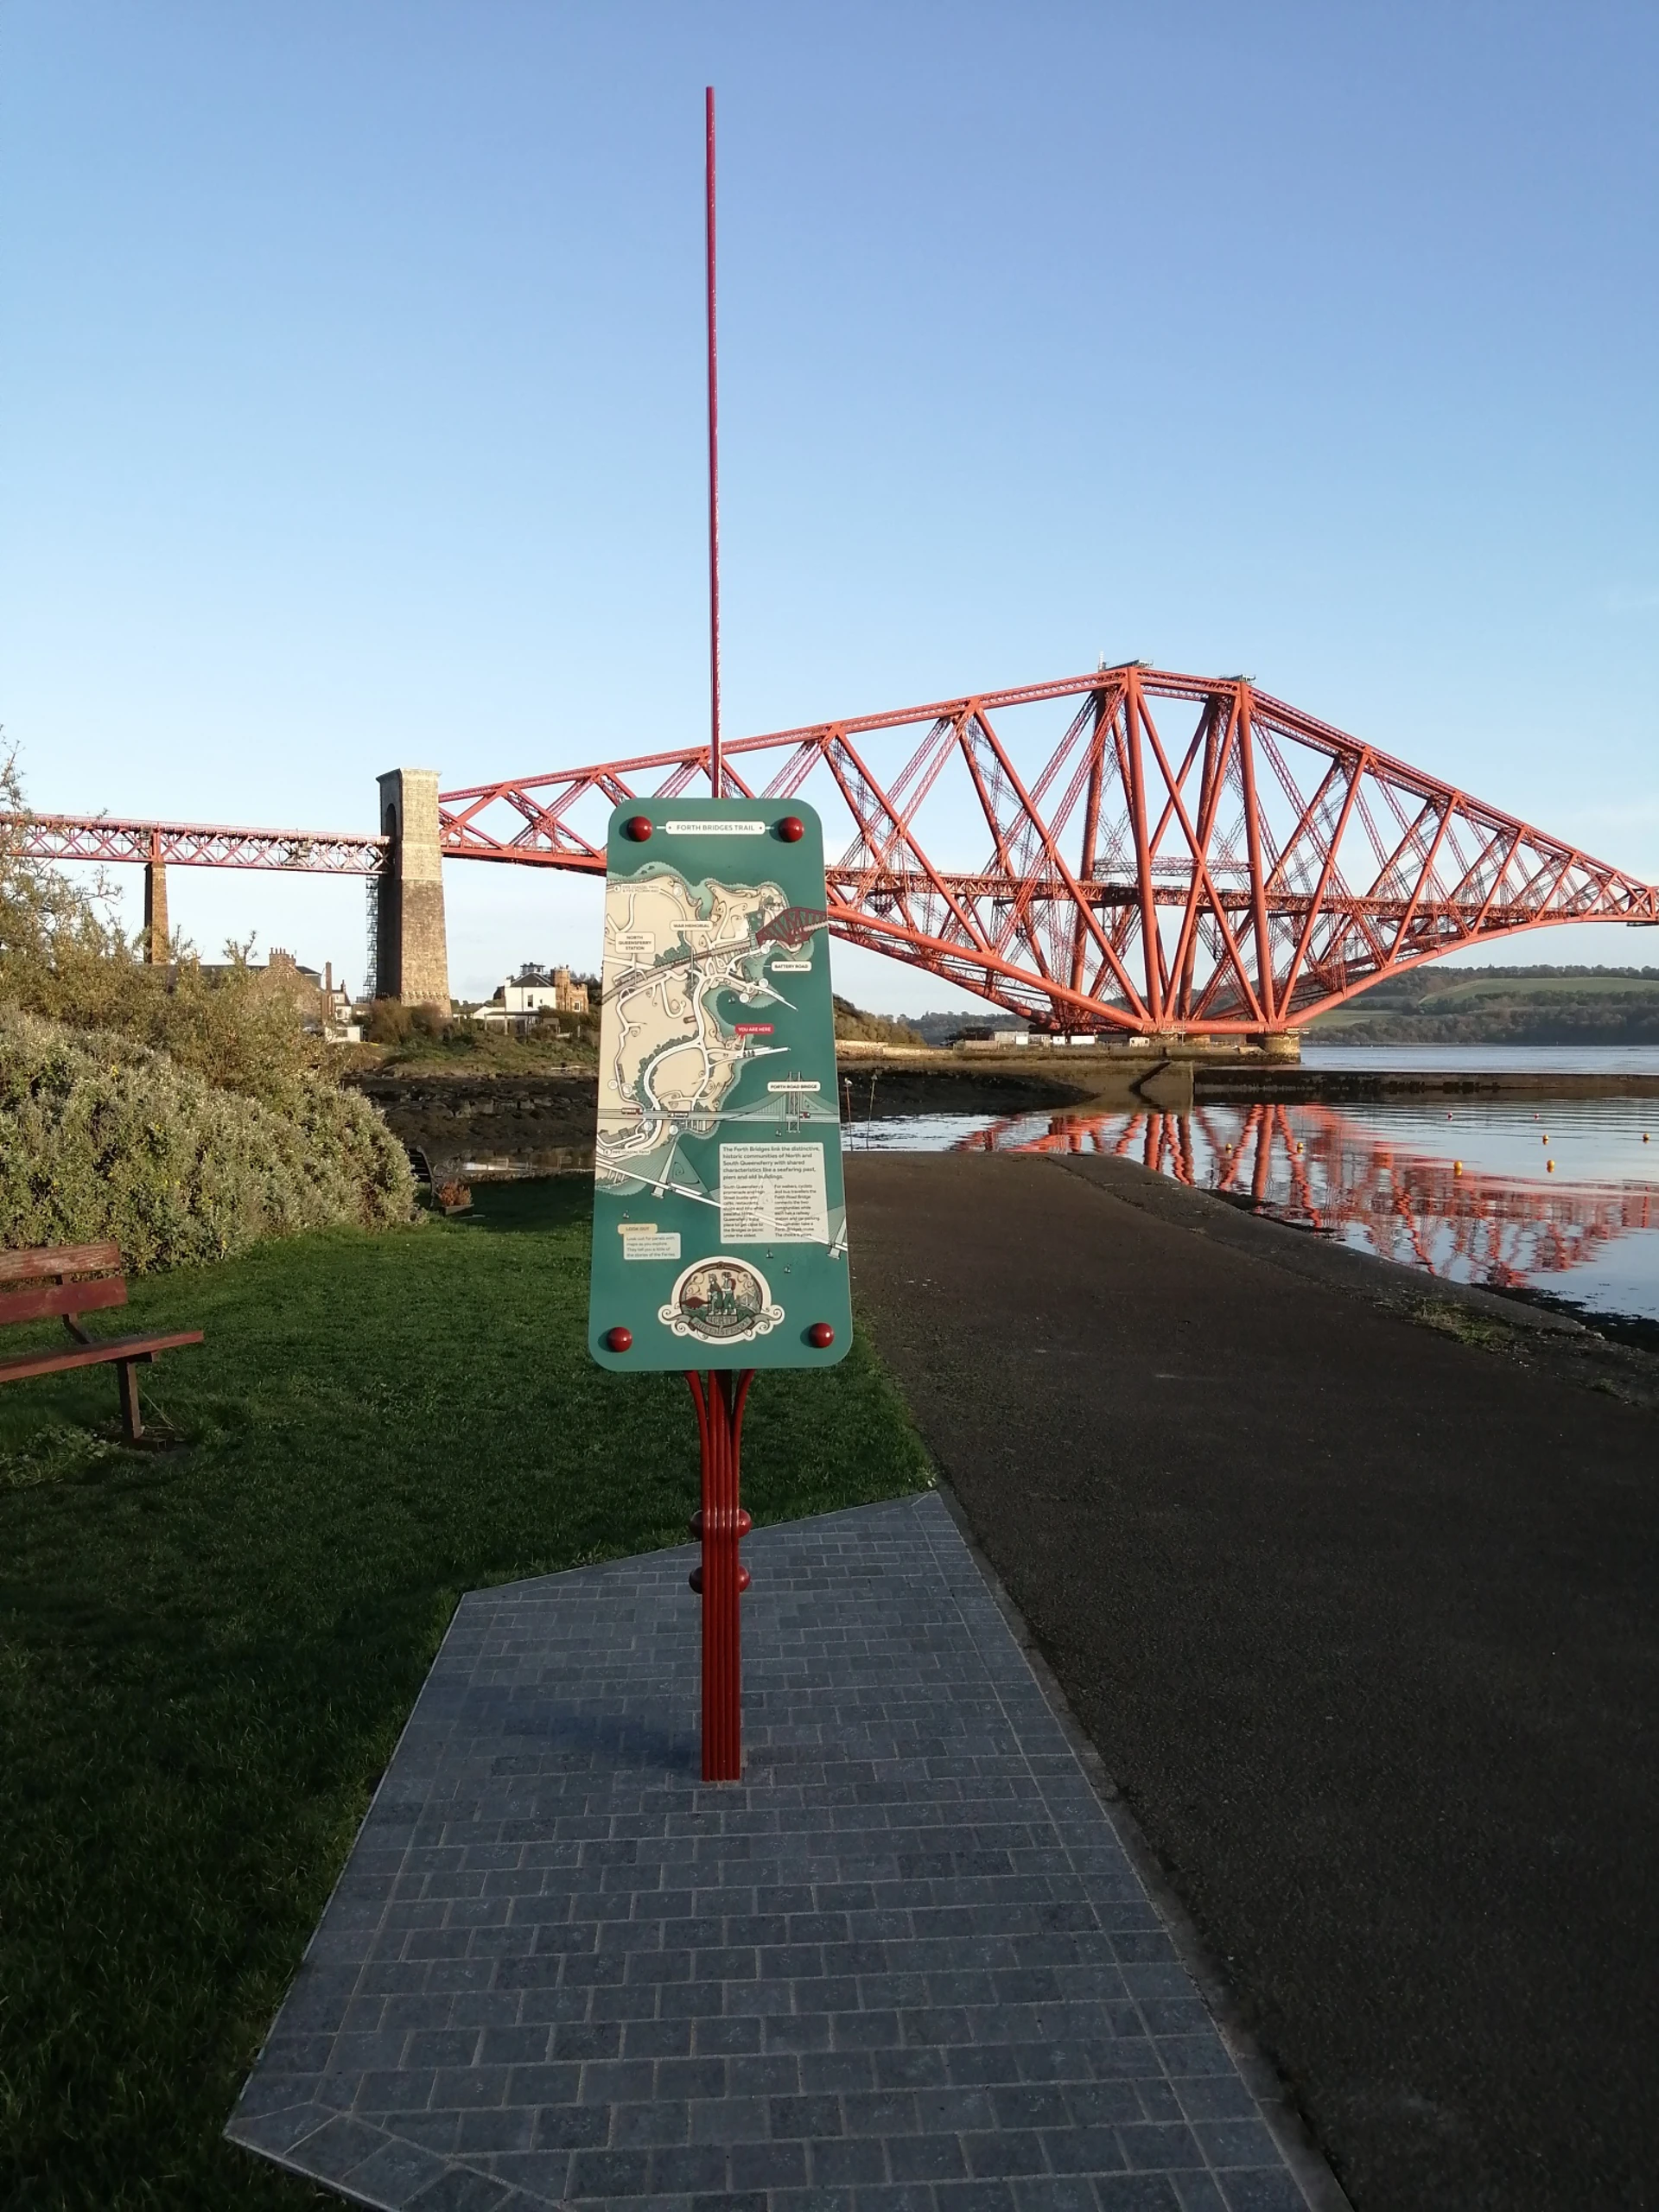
[686,1369,752,1780]
[588,101,851,1787]
[691,87,746,1785]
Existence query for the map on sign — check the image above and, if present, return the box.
[588,802,851,1371]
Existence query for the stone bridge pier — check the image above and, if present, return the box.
[143,837,168,963]
[374,769,451,1011]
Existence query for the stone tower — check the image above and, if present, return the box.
[374,769,451,1009]
[143,852,169,963]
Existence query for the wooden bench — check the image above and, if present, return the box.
[0,1243,204,1442]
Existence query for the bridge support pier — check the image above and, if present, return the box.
[1253,1031,1301,1062]
[374,769,451,1011]
[143,852,168,963]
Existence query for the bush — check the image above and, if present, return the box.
[832,994,924,1046]
[0,1008,415,1271]
[2,747,337,1102]
[363,996,417,1046]
[364,998,452,1046]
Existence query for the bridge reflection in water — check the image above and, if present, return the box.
[956,1103,1657,1303]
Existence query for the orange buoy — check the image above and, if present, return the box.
[1547,1160,1555,1173]
[1453,1160,1464,1174]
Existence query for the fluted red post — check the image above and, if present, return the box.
[685,1369,753,1780]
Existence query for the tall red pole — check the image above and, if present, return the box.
[705,86,722,798]
[689,91,747,1783]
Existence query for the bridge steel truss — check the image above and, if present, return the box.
[437,666,1659,1035]
[13,667,1659,1034]
[16,817,388,875]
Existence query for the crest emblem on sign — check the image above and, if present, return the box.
[658,1257,785,1344]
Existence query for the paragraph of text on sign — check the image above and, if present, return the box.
[718,1143,830,1244]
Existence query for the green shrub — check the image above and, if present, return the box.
[5,931,329,1103]
[2,747,335,1102]
[0,1008,415,1271]
[363,997,460,1045]
[363,996,417,1046]
[832,994,924,1045]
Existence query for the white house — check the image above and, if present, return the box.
[474,968,591,1031]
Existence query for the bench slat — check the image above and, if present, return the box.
[0,1276,128,1328]
[0,1330,205,1385]
[0,1242,123,1285]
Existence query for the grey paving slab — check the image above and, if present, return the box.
[228,1494,1314,2212]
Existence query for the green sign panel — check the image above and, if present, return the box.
[588,799,851,1371]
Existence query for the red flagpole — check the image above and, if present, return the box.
[690,89,748,1783]
[705,86,721,798]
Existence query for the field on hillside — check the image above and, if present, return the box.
[1313,964,1659,1042]
[0,1180,930,2210]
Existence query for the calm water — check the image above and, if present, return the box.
[1303,1043,1659,1075]
[855,1095,1659,1325]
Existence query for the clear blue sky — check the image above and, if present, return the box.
[3,1,1656,1007]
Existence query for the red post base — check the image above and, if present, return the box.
[685,1370,753,1782]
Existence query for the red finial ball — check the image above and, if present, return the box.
[778,816,805,843]
[806,1321,835,1349]
[622,816,653,842]
[604,1325,633,1353]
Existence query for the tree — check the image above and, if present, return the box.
[0,747,324,1102]
[0,745,122,981]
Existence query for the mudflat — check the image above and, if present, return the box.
[844,1150,1659,2212]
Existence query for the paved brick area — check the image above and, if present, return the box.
[227,1495,1311,2212]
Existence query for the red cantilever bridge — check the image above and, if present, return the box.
[16,664,1659,1037]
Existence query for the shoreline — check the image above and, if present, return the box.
[351,1054,1659,1160]
[1193,1061,1659,1101]
[352,1060,1659,1350]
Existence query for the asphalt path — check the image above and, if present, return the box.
[843,1151,1659,2212]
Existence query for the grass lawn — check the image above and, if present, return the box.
[348,1029,597,1077]
[0,1179,931,2210]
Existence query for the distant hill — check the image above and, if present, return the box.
[838,969,1659,1047]
[1312,964,1659,1044]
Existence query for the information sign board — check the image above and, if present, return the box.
[588,800,851,1370]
